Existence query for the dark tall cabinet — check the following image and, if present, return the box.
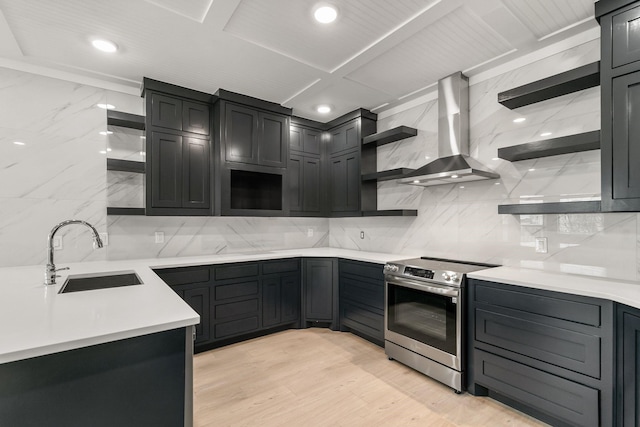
[143,78,213,216]
[617,304,640,426]
[289,122,325,216]
[598,0,640,211]
[303,258,339,329]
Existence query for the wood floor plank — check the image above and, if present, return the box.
[193,329,548,427]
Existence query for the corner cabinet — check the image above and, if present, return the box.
[143,78,214,216]
[616,304,640,426]
[303,258,339,330]
[598,0,640,211]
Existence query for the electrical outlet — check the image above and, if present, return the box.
[53,236,63,250]
[307,228,313,237]
[99,232,109,246]
[360,231,365,239]
[155,231,165,244]
[535,237,548,254]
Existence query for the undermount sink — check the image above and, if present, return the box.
[59,271,142,294]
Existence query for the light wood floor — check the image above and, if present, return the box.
[193,329,548,427]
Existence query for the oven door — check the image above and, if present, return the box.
[384,277,461,370]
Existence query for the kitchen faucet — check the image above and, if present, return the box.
[45,219,104,286]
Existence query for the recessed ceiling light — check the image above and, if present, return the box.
[316,105,331,114]
[106,148,112,152]
[459,186,465,189]
[99,150,107,154]
[140,136,146,139]
[413,180,420,184]
[451,174,459,179]
[99,131,113,136]
[314,5,338,23]
[13,141,25,146]
[96,103,115,110]
[424,156,431,160]
[528,168,536,172]
[140,151,146,156]
[492,157,500,161]
[540,132,552,137]
[92,39,118,53]
[513,117,526,123]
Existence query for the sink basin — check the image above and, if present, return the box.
[59,271,142,293]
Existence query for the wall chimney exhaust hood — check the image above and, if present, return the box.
[398,72,499,187]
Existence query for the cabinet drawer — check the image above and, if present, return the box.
[612,5,640,68]
[339,260,384,281]
[341,277,383,311]
[262,259,300,275]
[474,350,599,427]
[474,281,601,326]
[154,266,210,286]
[214,317,260,339]
[215,298,259,320]
[214,262,259,280]
[475,308,601,378]
[214,280,259,301]
[341,301,383,340]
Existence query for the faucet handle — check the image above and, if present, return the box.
[55,267,70,272]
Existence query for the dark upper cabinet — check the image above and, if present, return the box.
[223,102,288,168]
[290,125,322,155]
[150,93,210,136]
[330,120,360,155]
[289,154,303,212]
[148,132,210,213]
[290,126,303,151]
[617,304,640,426]
[289,154,322,215]
[330,151,360,213]
[599,1,640,211]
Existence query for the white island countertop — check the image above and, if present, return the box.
[468,266,640,309]
[0,248,417,364]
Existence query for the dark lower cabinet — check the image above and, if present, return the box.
[617,304,640,426]
[303,258,339,329]
[263,274,300,328]
[467,279,614,427]
[173,286,211,344]
[338,259,385,346]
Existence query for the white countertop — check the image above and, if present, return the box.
[468,266,640,309]
[0,248,416,364]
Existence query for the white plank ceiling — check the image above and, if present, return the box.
[0,0,598,121]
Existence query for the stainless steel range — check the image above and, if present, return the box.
[383,257,498,393]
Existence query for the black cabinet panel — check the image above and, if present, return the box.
[259,112,287,167]
[330,120,359,155]
[340,301,383,342]
[214,262,260,281]
[290,126,303,151]
[182,136,210,209]
[214,281,259,301]
[151,93,182,130]
[184,287,211,344]
[182,100,210,135]
[288,154,303,212]
[262,277,280,328]
[155,266,210,286]
[281,275,300,324]
[225,103,258,164]
[304,259,337,323]
[612,5,640,68]
[150,132,182,208]
[215,298,259,320]
[330,151,360,212]
[612,70,640,199]
[617,305,640,426]
[474,350,599,427]
[304,128,321,155]
[475,308,601,378]
[262,259,300,275]
[215,317,260,339]
[303,157,321,212]
[341,276,384,311]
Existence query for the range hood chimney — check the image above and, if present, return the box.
[398,72,499,187]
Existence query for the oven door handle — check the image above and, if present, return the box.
[387,278,459,298]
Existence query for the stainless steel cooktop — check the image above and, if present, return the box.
[383,257,499,288]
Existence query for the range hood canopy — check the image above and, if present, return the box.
[398,72,499,187]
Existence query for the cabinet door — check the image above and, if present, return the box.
[304,259,335,321]
[150,93,182,130]
[612,5,640,68]
[225,103,258,164]
[619,308,640,426]
[303,129,321,155]
[183,287,211,344]
[259,112,287,168]
[330,152,360,212]
[150,132,182,208]
[330,120,360,154]
[303,157,321,213]
[262,277,281,328]
[182,101,210,135]
[290,125,303,152]
[612,70,640,201]
[289,154,303,212]
[182,136,210,209]
[281,274,300,324]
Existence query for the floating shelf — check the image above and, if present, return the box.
[106,207,145,216]
[362,168,415,182]
[362,126,417,147]
[106,111,145,130]
[361,209,418,217]
[498,201,602,215]
[498,61,600,109]
[106,159,146,173]
[498,130,600,162]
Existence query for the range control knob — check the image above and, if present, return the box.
[392,265,399,272]
[442,272,458,282]
[384,264,398,273]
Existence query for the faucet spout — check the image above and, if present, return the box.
[45,220,104,286]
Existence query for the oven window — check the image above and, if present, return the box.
[387,283,457,355]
